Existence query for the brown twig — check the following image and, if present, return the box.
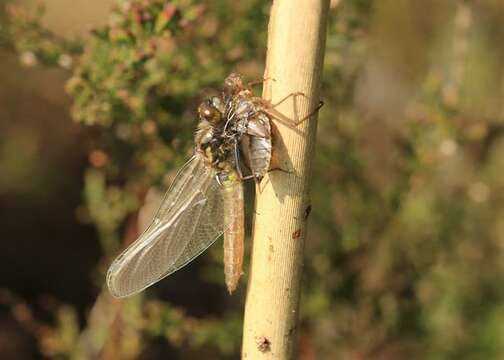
[241,0,330,358]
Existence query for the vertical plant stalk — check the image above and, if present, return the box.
[242,0,330,359]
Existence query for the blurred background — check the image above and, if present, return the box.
[2,0,504,359]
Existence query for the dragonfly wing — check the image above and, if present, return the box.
[107,155,225,298]
[164,173,225,274]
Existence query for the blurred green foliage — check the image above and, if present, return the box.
[2,1,81,65]
[4,0,504,358]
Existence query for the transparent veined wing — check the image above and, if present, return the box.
[107,154,225,298]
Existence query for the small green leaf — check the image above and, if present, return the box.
[154,4,177,34]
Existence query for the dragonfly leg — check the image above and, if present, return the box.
[240,174,257,181]
[292,100,324,125]
[247,76,275,90]
[268,166,292,175]
[270,92,304,108]
[260,96,324,129]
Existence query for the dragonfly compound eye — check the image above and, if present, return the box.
[198,99,222,124]
[210,96,225,113]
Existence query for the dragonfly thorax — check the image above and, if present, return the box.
[195,119,236,173]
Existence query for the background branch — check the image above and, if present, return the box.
[242,0,330,358]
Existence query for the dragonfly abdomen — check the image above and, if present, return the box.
[222,176,244,294]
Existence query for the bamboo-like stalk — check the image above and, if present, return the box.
[242,0,330,359]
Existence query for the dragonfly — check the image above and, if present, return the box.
[107,73,321,298]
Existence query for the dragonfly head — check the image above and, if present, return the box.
[198,96,225,124]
